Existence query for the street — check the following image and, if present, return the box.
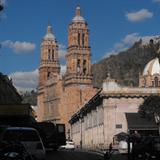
[46,149,104,160]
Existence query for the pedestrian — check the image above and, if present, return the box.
[104,143,113,160]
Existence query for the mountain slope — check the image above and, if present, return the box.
[92,39,160,88]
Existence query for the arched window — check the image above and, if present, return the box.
[77,59,80,73]
[154,77,159,87]
[83,68,86,74]
[82,33,85,47]
[48,49,51,60]
[52,49,54,60]
[83,60,87,74]
[47,72,51,79]
[78,33,80,46]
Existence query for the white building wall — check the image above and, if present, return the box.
[103,97,144,147]
[71,96,144,149]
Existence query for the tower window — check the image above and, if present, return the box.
[52,49,54,60]
[78,33,80,46]
[152,81,154,87]
[48,53,51,60]
[47,72,51,79]
[82,33,85,47]
[154,77,158,87]
[83,60,87,74]
[77,59,80,73]
[83,68,86,75]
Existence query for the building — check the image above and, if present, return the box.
[69,57,160,149]
[139,57,160,87]
[0,73,22,104]
[37,6,98,136]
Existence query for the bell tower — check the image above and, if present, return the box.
[64,6,92,86]
[39,25,60,87]
[38,25,60,121]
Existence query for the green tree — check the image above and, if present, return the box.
[138,95,160,120]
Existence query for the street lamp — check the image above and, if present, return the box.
[154,113,160,135]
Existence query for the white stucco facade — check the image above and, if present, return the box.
[70,78,160,150]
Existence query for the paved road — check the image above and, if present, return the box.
[46,149,104,160]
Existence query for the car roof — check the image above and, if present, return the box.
[5,127,37,131]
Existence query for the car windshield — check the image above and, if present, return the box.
[3,129,40,141]
[67,141,74,145]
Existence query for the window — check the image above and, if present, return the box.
[82,33,85,46]
[3,130,39,141]
[48,53,51,60]
[47,72,51,79]
[154,77,158,87]
[77,59,80,72]
[116,124,122,129]
[152,81,154,87]
[78,33,80,46]
[83,68,86,74]
[83,60,87,74]
[52,50,54,60]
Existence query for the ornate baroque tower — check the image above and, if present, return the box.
[39,25,60,86]
[38,25,60,121]
[64,6,92,86]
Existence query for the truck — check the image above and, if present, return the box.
[0,104,66,150]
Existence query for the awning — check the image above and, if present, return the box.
[125,113,158,130]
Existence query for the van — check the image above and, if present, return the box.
[0,127,45,160]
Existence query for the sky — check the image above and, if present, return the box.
[0,0,160,91]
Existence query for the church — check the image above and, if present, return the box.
[37,6,98,136]
[69,56,160,149]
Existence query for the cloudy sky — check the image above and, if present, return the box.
[0,0,160,91]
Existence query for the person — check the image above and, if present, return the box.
[104,143,113,160]
[131,131,141,160]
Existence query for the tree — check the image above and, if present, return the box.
[138,95,160,120]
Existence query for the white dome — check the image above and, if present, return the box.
[44,25,56,40]
[143,58,160,75]
[72,16,85,22]
[72,6,85,23]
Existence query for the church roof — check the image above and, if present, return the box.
[44,25,56,40]
[72,6,85,23]
[143,58,160,76]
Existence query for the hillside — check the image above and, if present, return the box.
[21,90,37,106]
[92,38,160,88]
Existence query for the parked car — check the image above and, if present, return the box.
[118,140,132,154]
[59,140,75,150]
[0,127,46,160]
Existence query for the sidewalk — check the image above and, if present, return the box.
[89,149,128,160]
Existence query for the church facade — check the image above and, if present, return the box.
[37,6,98,135]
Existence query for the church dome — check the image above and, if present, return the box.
[143,58,160,76]
[44,25,56,40]
[72,6,85,23]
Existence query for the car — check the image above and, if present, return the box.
[59,140,75,150]
[118,140,132,154]
[0,127,46,160]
